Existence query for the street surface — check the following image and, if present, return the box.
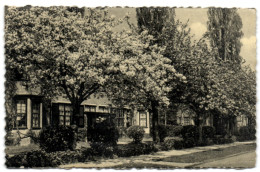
[196,151,256,168]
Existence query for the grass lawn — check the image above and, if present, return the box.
[161,143,256,163]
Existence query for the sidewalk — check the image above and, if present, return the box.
[60,141,255,169]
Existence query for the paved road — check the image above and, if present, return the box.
[195,151,256,168]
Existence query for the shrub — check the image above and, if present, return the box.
[39,125,77,152]
[236,126,251,141]
[158,125,168,142]
[25,150,52,167]
[160,139,175,151]
[183,138,196,148]
[127,126,145,144]
[174,140,184,150]
[181,125,199,146]
[202,126,215,139]
[248,125,256,140]
[6,150,53,168]
[116,142,158,157]
[166,125,183,137]
[6,149,93,168]
[160,138,183,151]
[87,121,119,146]
[90,142,115,158]
[6,154,26,168]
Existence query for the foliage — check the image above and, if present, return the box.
[166,125,183,137]
[87,120,119,146]
[202,126,215,139]
[6,149,91,168]
[207,8,243,64]
[181,125,199,144]
[116,142,158,157]
[136,7,175,44]
[106,8,186,142]
[127,126,145,144]
[248,125,256,140]
[90,142,115,158]
[213,135,234,145]
[39,125,77,152]
[160,138,183,151]
[236,126,255,141]
[6,7,159,124]
[6,153,26,168]
[157,125,168,142]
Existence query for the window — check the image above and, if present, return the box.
[15,99,27,128]
[116,109,124,127]
[32,103,40,128]
[59,104,72,126]
[99,106,109,113]
[184,117,190,125]
[84,105,96,112]
[139,111,147,127]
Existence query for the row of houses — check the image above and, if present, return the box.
[9,81,248,145]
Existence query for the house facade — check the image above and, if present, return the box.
[9,82,151,145]
[176,104,248,134]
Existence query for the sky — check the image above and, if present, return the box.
[109,8,256,70]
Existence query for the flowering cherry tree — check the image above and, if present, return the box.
[105,29,186,142]
[5,7,133,125]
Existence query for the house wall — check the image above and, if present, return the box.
[11,96,45,145]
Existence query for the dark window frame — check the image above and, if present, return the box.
[58,104,72,126]
[31,102,40,129]
[14,99,27,129]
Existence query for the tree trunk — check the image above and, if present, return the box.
[71,100,81,126]
[198,114,205,144]
[151,100,160,143]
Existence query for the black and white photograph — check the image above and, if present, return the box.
[2,1,257,169]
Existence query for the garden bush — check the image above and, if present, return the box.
[116,142,158,157]
[236,126,256,141]
[181,125,199,146]
[197,126,216,146]
[202,126,215,139]
[87,120,119,146]
[127,126,145,144]
[6,153,26,168]
[248,125,256,140]
[166,125,183,137]
[39,125,77,152]
[6,149,93,168]
[90,142,115,158]
[160,139,175,151]
[158,125,168,142]
[160,138,183,151]
[183,137,196,148]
